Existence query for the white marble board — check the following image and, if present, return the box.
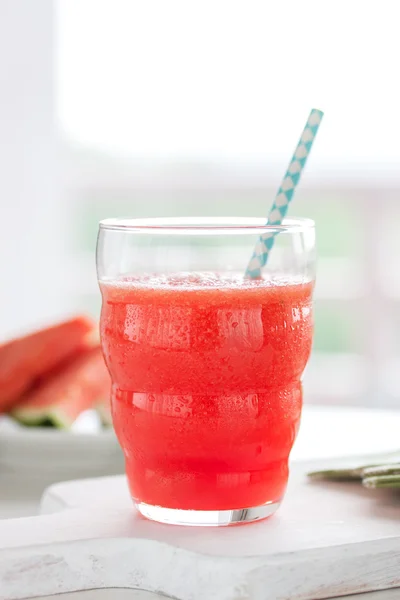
[1,459,400,600]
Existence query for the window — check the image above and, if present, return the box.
[55,1,400,407]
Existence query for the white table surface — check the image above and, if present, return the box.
[1,405,400,600]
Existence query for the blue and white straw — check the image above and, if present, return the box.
[245,108,324,279]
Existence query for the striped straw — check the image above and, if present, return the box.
[245,108,324,279]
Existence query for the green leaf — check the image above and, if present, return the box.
[307,452,400,483]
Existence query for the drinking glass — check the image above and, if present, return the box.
[96,217,315,526]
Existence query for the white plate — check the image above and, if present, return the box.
[0,414,124,510]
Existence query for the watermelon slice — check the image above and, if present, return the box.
[0,316,95,413]
[11,346,111,429]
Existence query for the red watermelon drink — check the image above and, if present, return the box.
[97,217,316,525]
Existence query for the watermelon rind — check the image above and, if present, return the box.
[11,407,73,429]
[96,401,113,428]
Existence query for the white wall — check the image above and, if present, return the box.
[0,0,71,340]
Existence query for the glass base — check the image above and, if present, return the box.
[135,500,281,526]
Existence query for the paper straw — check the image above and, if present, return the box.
[245,108,324,279]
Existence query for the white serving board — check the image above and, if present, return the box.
[1,460,400,600]
[24,591,400,600]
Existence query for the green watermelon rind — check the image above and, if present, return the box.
[11,394,110,429]
[11,407,73,429]
[96,402,113,428]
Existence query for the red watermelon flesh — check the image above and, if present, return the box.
[11,346,111,428]
[0,316,95,413]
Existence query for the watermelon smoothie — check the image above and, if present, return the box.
[100,272,313,516]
